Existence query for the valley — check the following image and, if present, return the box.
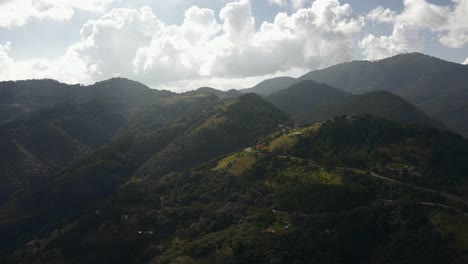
[0,53,467,263]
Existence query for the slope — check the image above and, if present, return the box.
[0,93,289,254]
[299,53,468,136]
[296,90,445,128]
[136,93,290,179]
[266,80,444,129]
[7,115,468,264]
[196,87,243,99]
[266,80,350,117]
[241,76,299,95]
[0,78,174,122]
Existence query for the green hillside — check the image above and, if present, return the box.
[136,93,290,179]
[266,81,444,129]
[4,115,467,264]
[0,78,175,123]
[241,76,298,95]
[296,90,445,129]
[299,53,468,137]
[196,87,242,99]
[266,80,349,116]
[1,74,468,264]
[0,92,289,255]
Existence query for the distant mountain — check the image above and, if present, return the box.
[266,80,349,116]
[266,80,444,129]
[0,78,175,123]
[196,87,242,99]
[241,76,298,95]
[299,53,468,136]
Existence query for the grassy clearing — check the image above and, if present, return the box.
[266,123,322,153]
[279,165,341,185]
[267,134,297,152]
[213,152,257,176]
[431,213,468,254]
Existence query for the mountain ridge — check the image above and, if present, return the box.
[241,52,468,137]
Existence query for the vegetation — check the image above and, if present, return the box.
[1,74,467,263]
[299,53,468,137]
[266,80,444,129]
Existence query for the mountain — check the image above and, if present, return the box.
[266,80,444,129]
[0,78,174,123]
[241,76,298,95]
[196,87,242,99]
[291,115,468,186]
[299,53,468,136]
[266,80,350,116]
[4,115,467,264]
[295,90,445,129]
[0,92,289,254]
[1,77,468,264]
[0,78,176,206]
[0,100,132,205]
[135,93,290,179]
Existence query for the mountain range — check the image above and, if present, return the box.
[0,53,467,263]
[243,53,468,137]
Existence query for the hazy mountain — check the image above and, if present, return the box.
[239,53,468,137]
[296,91,445,129]
[0,78,175,123]
[241,76,299,95]
[299,53,468,136]
[196,87,243,99]
[266,80,443,129]
[266,80,350,115]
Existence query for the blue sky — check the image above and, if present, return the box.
[0,0,467,91]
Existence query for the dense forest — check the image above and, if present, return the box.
[0,62,467,263]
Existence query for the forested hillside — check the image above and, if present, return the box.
[0,70,467,264]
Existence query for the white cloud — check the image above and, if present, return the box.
[0,0,116,28]
[0,42,13,66]
[134,0,364,86]
[366,6,396,24]
[38,0,117,12]
[268,0,311,10]
[220,0,255,38]
[268,0,288,7]
[0,42,93,84]
[361,0,468,60]
[0,0,364,90]
[463,58,468,65]
[71,7,164,81]
[360,23,424,60]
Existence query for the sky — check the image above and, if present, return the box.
[0,0,467,92]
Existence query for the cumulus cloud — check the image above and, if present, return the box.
[366,6,396,24]
[360,23,424,60]
[268,0,311,10]
[0,42,13,66]
[133,0,364,86]
[1,0,364,90]
[0,0,116,28]
[0,42,93,83]
[361,0,468,60]
[71,7,164,81]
